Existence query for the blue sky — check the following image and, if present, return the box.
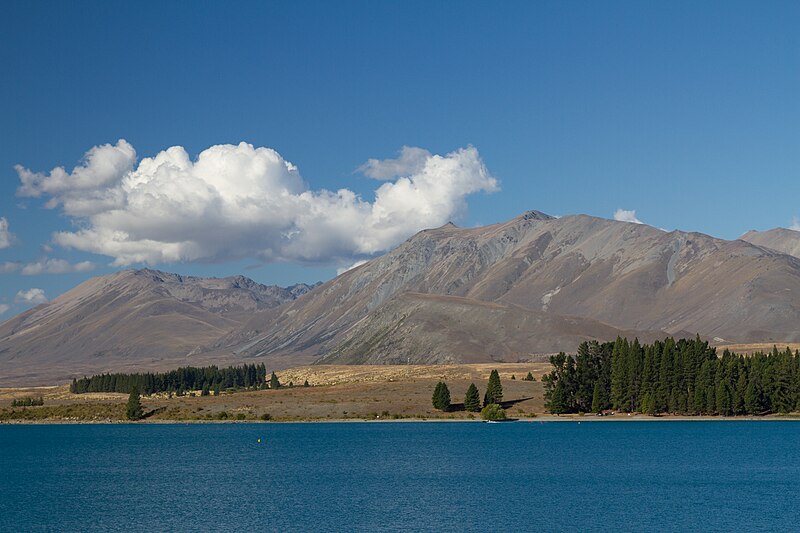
[1,0,799,317]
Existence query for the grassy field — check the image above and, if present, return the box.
[0,363,551,422]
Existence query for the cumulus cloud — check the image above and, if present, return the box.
[20,259,95,275]
[16,140,136,216]
[0,217,14,248]
[0,304,9,316]
[613,209,643,225]
[357,146,432,180]
[15,288,47,305]
[790,216,800,231]
[16,140,498,266]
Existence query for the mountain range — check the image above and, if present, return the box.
[0,269,317,385]
[3,211,800,385]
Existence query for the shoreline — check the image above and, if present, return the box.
[3,414,800,425]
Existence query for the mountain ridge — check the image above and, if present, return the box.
[4,210,800,385]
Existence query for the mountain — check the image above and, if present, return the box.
[740,228,800,259]
[213,210,800,363]
[6,210,800,385]
[0,269,317,385]
[319,292,671,365]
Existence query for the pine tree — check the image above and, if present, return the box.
[432,382,451,411]
[641,392,656,415]
[745,377,765,414]
[591,382,605,413]
[126,387,143,420]
[303,380,310,387]
[524,372,535,382]
[610,337,629,411]
[464,383,481,412]
[716,380,732,416]
[484,369,503,407]
[270,372,281,390]
[546,380,569,414]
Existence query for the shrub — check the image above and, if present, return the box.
[480,403,507,421]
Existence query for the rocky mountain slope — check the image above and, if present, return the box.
[6,211,800,385]
[741,228,800,259]
[0,269,316,385]
[213,210,800,363]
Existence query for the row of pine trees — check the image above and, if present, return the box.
[544,336,800,415]
[70,363,282,395]
[432,370,504,412]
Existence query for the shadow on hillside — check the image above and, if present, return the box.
[142,406,167,419]
[445,397,534,412]
[500,397,534,409]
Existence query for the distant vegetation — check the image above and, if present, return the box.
[544,337,800,416]
[71,363,280,395]
[11,396,44,407]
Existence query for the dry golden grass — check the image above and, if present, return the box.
[0,363,549,422]
[713,342,800,354]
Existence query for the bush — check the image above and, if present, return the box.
[480,403,507,421]
[259,413,272,421]
[235,413,247,420]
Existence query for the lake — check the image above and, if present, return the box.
[1,421,798,531]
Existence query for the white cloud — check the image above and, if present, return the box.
[17,141,498,266]
[0,259,95,275]
[15,288,48,305]
[20,259,95,275]
[790,216,800,231]
[337,259,369,275]
[1,262,21,273]
[16,139,136,216]
[613,209,643,225]
[357,146,432,180]
[0,217,14,248]
[0,304,9,315]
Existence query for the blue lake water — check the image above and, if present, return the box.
[1,421,799,532]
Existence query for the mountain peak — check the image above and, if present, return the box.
[518,210,554,221]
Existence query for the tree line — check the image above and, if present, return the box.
[70,363,283,395]
[543,336,800,416]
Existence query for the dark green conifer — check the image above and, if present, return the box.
[270,372,281,390]
[464,383,481,412]
[484,370,503,407]
[432,381,451,411]
[126,386,143,420]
